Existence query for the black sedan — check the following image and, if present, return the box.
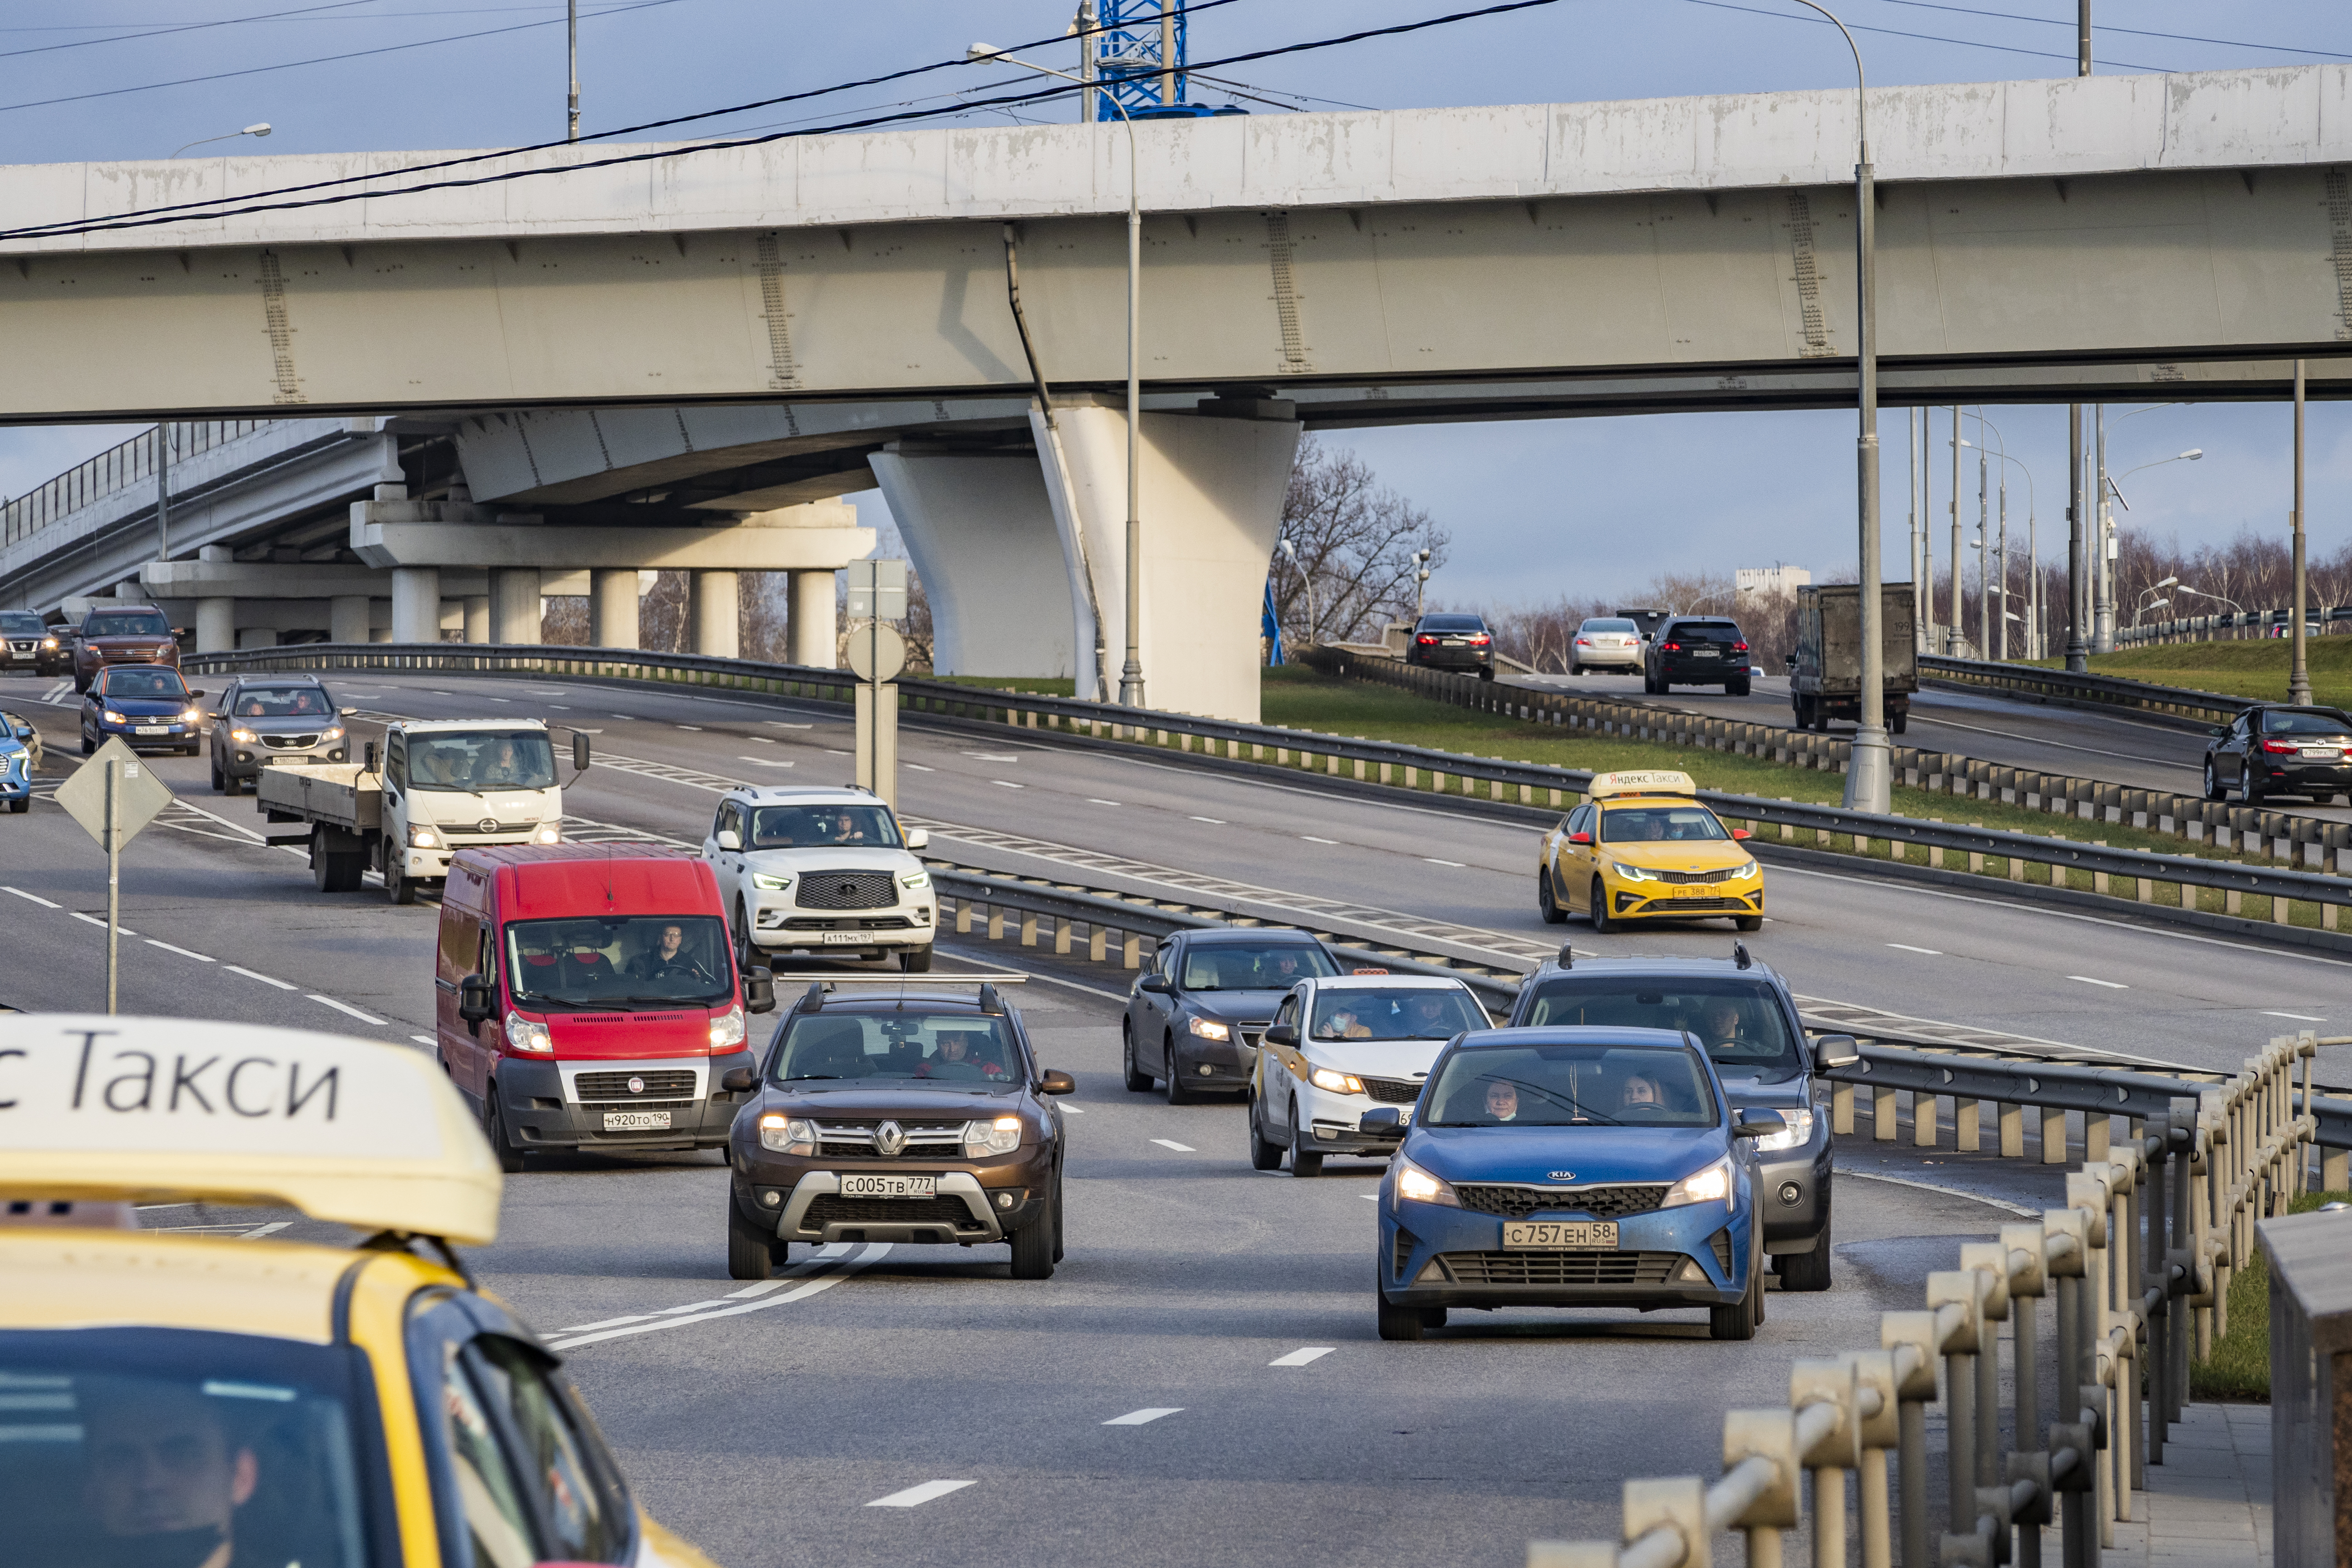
[1404,613,1498,680]
[79,666,206,756]
[2204,704,2352,805]
[1123,929,1341,1103]
[1644,616,1753,696]
[209,674,348,794]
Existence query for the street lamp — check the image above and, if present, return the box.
[971,41,1147,707]
[1968,413,2034,659]
[2174,582,2244,638]
[1279,536,1318,645]
[1414,548,1432,621]
[170,123,270,159]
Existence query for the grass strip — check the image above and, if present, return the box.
[2024,636,2352,712]
[2189,1189,2348,1402]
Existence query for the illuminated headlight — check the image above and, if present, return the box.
[1187,1016,1231,1041]
[1310,1066,1366,1095]
[102,710,125,725]
[534,824,562,844]
[900,870,929,890]
[179,707,203,724]
[759,1115,817,1155]
[1614,863,1659,883]
[1728,860,1761,879]
[1394,1157,1458,1208]
[503,1011,552,1053]
[40,637,56,649]
[408,824,440,848]
[710,1004,745,1050]
[1662,1156,1733,1209]
[964,1115,1023,1158]
[230,727,258,743]
[750,871,793,891]
[319,724,344,741]
[1752,1107,1813,1152]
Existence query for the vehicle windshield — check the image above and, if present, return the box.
[1418,616,1485,632]
[1669,622,1743,643]
[84,612,170,638]
[1600,805,1728,843]
[745,804,902,849]
[1520,977,1804,1082]
[1583,619,1637,633]
[1310,987,1486,1041]
[506,916,732,1009]
[1,613,43,635]
[770,1011,1025,1088]
[230,686,334,720]
[2263,709,2352,736]
[0,1328,378,1568]
[1179,944,1338,990]
[1426,1041,1719,1127]
[406,731,555,792]
[100,670,190,700]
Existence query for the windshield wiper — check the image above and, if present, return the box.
[783,1073,841,1081]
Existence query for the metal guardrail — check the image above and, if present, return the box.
[4,419,273,551]
[2117,602,2352,648]
[1917,653,2257,726]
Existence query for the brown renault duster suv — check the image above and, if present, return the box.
[724,979,1074,1281]
[69,603,181,693]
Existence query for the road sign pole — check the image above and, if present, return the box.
[106,756,120,1016]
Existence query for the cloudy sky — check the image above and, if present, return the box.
[2,0,2347,609]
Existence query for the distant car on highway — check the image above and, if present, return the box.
[0,724,29,814]
[1,706,43,772]
[79,664,205,756]
[1568,617,1644,676]
[1405,612,1497,680]
[1537,770,1763,932]
[1642,614,1752,696]
[1362,1025,1783,1341]
[727,979,1074,1280]
[1123,928,1341,1102]
[1249,973,1490,1175]
[68,603,179,693]
[208,673,348,794]
[702,784,938,973]
[0,610,64,675]
[2203,704,2352,805]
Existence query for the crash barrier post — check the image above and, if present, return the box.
[2113,601,2352,648]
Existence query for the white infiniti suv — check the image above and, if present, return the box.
[702,785,937,972]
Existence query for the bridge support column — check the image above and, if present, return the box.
[490,569,540,645]
[237,628,279,650]
[462,596,490,643]
[329,595,371,646]
[691,571,739,659]
[869,446,1074,682]
[195,598,236,655]
[590,568,639,649]
[392,567,441,644]
[788,570,835,667]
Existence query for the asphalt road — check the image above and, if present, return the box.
[0,666,2304,1566]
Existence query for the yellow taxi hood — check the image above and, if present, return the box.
[0,1014,501,1245]
[1605,842,1751,870]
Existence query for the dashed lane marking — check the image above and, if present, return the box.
[866,1480,975,1509]
[308,994,386,1025]
[1269,1347,1336,1367]
[1149,1138,1196,1152]
[546,1243,888,1351]
[2068,975,2129,990]
[1301,836,1336,844]
[993,780,1024,789]
[738,756,795,767]
[226,965,296,990]
[1190,816,1225,824]
[69,913,134,934]
[145,940,213,962]
[1885,944,1942,956]
[907,763,936,771]
[1087,799,1121,806]
[1424,858,1465,867]
[1103,1408,1182,1426]
[2266,1011,2328,1022]
[3,887,60,908]
[411,1034,435,1045]
[239,1222,291,1240]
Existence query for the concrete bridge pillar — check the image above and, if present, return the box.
[788,570,835,668]
[329,596,371,646]
[490,568,540,644]
[691,571,739,659]
[392,567,441,644]
[237,628,279,650]
[195,598,236,655]
[590,568,640,649]
[463,596,491,643]
[868,446,1074,682]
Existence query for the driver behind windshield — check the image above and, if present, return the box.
[627,922,715,984]
[78,1377,259,1568]
[916,1026,1010,1081]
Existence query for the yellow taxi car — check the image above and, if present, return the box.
[0,1013,719,1568]
[1535,770,1764,934]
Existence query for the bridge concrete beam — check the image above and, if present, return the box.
[350,509,872,572]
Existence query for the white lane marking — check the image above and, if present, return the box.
[768,721,813,729]
[523,688,567,696]
[965,753,1021,761]
[226,965,297,990]
[1060,1104,1084,1113]
[906,763,936,772]
[42,681,71,702]
[69,913,135,934]
[724,1242,857,1299]
[411,1034,435,1045]
[1835,1167,2036,1217]
[145,940,214,962]
[548,705,571,711]
[825,748,849,755]
[1149,1138,1196,1152]
[3,886,60,908]
[2067,975,2129,990]
[1269,1347,1336,1367]
[866,1480,975,1509]
[2266,1011,2328,1022]
[547,1244,889,1350]
[1301,835,1337,844]
[1885,943,1942,956]
[738,756,795,767]
[239,1222,291,1240]
[1088,799,1121,806]
[485,697,511,704]
[1424,858,1465,867]
[676,724,702,731]
[1361,1194,1379,1201]
[308,995,386,1024]
[1103,1407,1182,1426]
[1190,815,1225,824]
[747,735,774,744]
[993,779,1024,789]
[611,713,634,720]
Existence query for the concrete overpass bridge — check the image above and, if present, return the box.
[6,64,2352,716]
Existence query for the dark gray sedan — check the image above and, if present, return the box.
[209,675,349,794]
[1122,929,1341,1103]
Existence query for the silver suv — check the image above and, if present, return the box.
[703,786,938,972]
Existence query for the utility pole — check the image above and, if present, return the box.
[2292,358,2312,703]
[1996,458,2009,661]
[1077,0,1098,123]
[566,0,580,142]
[2068,0,2090,669]
[1977,412,1989,656]
[1948,404,1962,654]
[1920,406,1934,652]
[2094,405,2115,653]
[1908,409,1921,652]
[1159,0,1176,106]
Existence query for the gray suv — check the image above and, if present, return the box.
[209,674,348,794]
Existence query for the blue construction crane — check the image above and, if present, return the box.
[1077,0,1243,122]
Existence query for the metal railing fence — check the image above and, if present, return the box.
[1916,653,2255,728]
[2,420,272,550]
[2116,603,2352,647]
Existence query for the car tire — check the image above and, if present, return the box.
[1121,1023,1152,1093]
[1726,678,1750,697]
[1891,710,1908,736]
[2203,759,2225,802]
[7,798,25,815]
[1734,915,1763,932]
[1778,1217,1833,1293]
[2239,771,2264,806]
[1248,1093,1285,1171]
[210,753,225,792]
[387,867,417,906]
[483,1092,527,1176]
[1477,666,1495,682]
[1538,867,1566,925]
[1710,1259,1762,1341]
[900,946,933,973]
[1162,1038,1193,1105]
[1290,1111,1323,1177]
[1009,1191,1056,1280]
[732,901,758,975]
[1419,1308,1448,1330]
[1590,878,1617,935]
[1051,1171,1066,1264]
[79,731,93,756]
[1376,1290,1424,1342]
[1569,662,1583,676]
[727,1198,780,1281]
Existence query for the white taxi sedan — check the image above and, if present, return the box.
[1248,975,1491,1176]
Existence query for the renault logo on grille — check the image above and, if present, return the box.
[874,1120,906,1156]
[477,818,500,834]
[627,1076,646,1095]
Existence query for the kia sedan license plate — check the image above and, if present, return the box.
[1504,1220,1617,1249]
[1671,885,1712,898]
[821,931,864,945]
[603,1110,671,1131]
[840,1175,937,1199]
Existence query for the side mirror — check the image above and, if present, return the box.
[1568,831,1592,845]
[572,731,592,770]
[719,1065,759,1093]
[1731,828,1752,841]
[715,828,742,853]
[186,688,205,700]
[1733,1110,1788,1141]
[1811,1033,1861,1071]
[457,973,495,1030]
[743,965,775,1014]
[905,827,930,851]
[1039,1069,1076,1096]
[1357,1107,1408,1141]
[363,742,378,772]
[1784,652,1798,668]
[1138,974,1172,995]
[1263,1023,1298,1048]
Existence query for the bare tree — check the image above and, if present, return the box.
[1270,438,1450,647]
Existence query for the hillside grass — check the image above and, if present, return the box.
[2023,636,2352,712]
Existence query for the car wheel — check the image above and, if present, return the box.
[1590,878,1617,934]
[79,730,93,756]
[7,798,25,815]
[1290,1109,1323,1177]
[1121,1023,1152,1093]
[1569,662,1583,676]
[1248,1092,1285,1171]
[386,866,417,905]
[727,1197,779,1281]
[483,1092,527,1176]
[900,946,933,973]
[1009,1188,1056,1280]
[1890,710,1907,736]
[1726,678,1750,697]
[1376,1289,1424,1342]
[210,753,225,792]
[1419,1308,1448,1330]
[1734,915,1763,932]
[1162,1037,1193,1105]
[1477,666,1495,682]
[1778,1216,1833,1292]
[2203,759,2225,802]
[732,901,759,974]
[2239,770,2264,806]
[1538,867,1566,925]
[1710,1259,1762,1341]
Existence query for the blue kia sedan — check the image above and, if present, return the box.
[1365,1026,1782,1342]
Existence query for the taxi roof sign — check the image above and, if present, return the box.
[1586,769,1698,800]
[0,1014,500,1245]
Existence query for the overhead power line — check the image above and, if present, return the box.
[1872,0,2352,64]
[0,0,386,62]
[1688,0,2171,72]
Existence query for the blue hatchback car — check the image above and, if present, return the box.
[1367,1026,1784,1342]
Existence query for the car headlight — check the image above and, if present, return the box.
[710,1004,745,1050]
[1394,1157,1458,1208]
[1729,860,1761,879]
[1309,1066,1366,1095]
[408,824,440,848]
[900,870,929,889]
[1187,1016,1231,1041]
[1662,1156,1733,1209]
[503,1011,552,1053]
[1752,1107,1813,1152]
[102,709,125,725]
[230,727,258,743]
[319,724,344,741]
[41,637,56,649]
[1614,863,1659,883]
[750,871,793,891]
[534,824,562,844]
[179,707,202,724]
[964,1115,1023,1158]
[759,1114,817,1155]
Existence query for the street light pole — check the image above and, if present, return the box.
[567,0,581,142]
[2067,404,2089,671]
[2292,358,2312,703]
[1948,404,1962,654]
[169,122,271,159]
